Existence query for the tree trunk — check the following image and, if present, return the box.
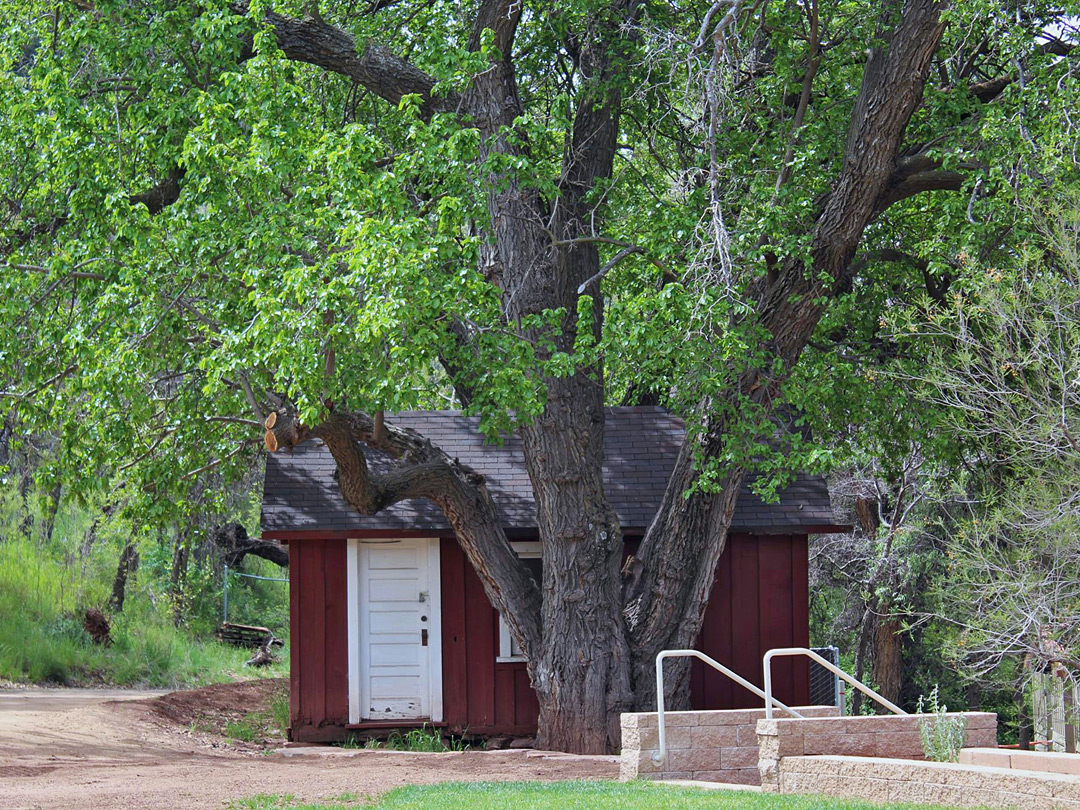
[459,4,635,752]
[872,616,904,707]
[1016,679,1032,750]
[625,444,745,709]
[40,481,61,545]
[524,369,633,752]
[851,606,876,715]
[169,534,189,627]
[109,541,139,613]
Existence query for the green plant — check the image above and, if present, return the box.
[224,718,258,742]
[268,688,290,736]
[917,685,968,762]
[335,735,363,750]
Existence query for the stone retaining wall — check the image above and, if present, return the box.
[960,747,1080,776]
[771,754,1080,808]
[619,706,839,784]
[756,712,997,789]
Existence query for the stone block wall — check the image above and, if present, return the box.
[960,747,1080,776]
[772,754,1080,808]
[619,706,839,784]
[757,712,998,791]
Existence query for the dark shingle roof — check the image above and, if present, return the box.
[260,407,841,535]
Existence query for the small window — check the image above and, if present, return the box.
[497,542,541,663]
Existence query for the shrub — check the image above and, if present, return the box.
[917,685,968,762]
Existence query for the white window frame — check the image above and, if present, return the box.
[497,541,541,663]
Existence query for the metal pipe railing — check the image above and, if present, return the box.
[653,650,804,765]
[763,647,906,719]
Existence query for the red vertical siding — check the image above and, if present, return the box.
[691,533,811,710]
[439,539,539,735]
[290,532,811,741]
[289,539,349,742]
[440,537,469,729]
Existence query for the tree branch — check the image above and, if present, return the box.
[235,3,454,119]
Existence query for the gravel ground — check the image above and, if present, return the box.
[0,685,618,810]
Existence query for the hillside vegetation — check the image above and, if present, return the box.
[0,483,287,687]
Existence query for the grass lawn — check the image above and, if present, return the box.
[227,780,952,809]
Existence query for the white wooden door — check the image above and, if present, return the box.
[356,539,439,720]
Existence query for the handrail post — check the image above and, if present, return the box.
[653,653,667,764]
[651,649,804,765]
[763,647,906,720]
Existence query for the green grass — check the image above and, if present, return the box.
[0,531,288,688]
[227,781,956,809]
[222,686,291,744]
[342,724,469,752]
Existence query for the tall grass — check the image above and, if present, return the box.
[0,483,289,687]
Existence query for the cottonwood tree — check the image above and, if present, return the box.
[2,0,1076,751]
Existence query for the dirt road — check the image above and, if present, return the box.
[0,689,618,810]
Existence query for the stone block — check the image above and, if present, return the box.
[657,770,693,780]
[626,727,658,750]
[691,769,760,785]
[690,725,738,748]
[857,758,942,783]
[720,745,759,769]
[737,724,762,746]
[758,734,780,761]
[804,731,876,757]
[699,709,756,726]
[874,731,926,759]
[838,775,894,802]
[759,757,779,787]
[660,726,693,749]
[942,764,1055,796]
[688,770,726,783]
[778,733,806,757]
[666,711,700,726]
[621,712,656,729]
[1014,752,1080,776]
[724,767,762,785]
[962,712,998,730]
[958,748,1010,768]
[667,747,722,773]
[966,727,1000,748]
[619,725,639,753]
[757,719,779,736]
[631,752,661,774]
[843,715,918,734]
[887,780,969,806]
[1051,776,1080,802]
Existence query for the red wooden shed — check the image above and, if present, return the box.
[260,407,844,742]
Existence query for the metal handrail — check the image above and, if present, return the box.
[652,650,804,765]
[763,647,906,720]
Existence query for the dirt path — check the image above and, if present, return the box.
[0,688,169,713]
[0,689,618,810]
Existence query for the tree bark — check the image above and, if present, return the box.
[873,617,904,707]
[109,541,139,614]
[40,481,61,546]
[170,533,189,628]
